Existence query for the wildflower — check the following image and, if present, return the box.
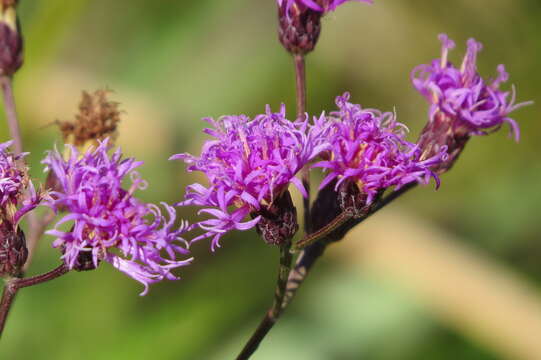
[43,140,192,295]
[0,140,42,276]
[313,93,444,213]
[412,34,532,173]
[277,0,372,55]
[0,0,22,77]
[171,105,327,249]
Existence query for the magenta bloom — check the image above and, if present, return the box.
[0,140,42,224]
[313,93,445,205]
[277,0,372,14]
[412,34,532,141]
[171,105,327,250]
[43,140,192,295]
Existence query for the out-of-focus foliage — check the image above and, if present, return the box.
[0,1,538,359]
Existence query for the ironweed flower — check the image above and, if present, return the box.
[412,34,532,173]
[0,140,42,276]
[171,105,328,249]
[0,0,22,76]
[313,93,444,212]
[43,140,192,295]
[277,0,372,55]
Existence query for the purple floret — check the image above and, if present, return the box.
[43,139,192,295]
[277,0,372,14]
[312,93,445,205]
[0,140,42,224]
[411,34,532,141]
[171,105,328,250]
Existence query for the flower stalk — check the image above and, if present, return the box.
[0,76,21,155]
[236,239,293,360]
[0,263,69,337]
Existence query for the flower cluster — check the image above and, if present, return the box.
[43,140,192,295]
[171,105,328,249]
[277,0,372,14]
[412,34,531,141]
[313,93,445,206]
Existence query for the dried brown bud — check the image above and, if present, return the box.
[417,112,470,175]
[253,190,299,246]
[278,3,321,55]
[57,89,122,148]
[0,226,27,277]
[0,0,23,77]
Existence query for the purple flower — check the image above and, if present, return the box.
[43,139,192,295]
[412,34,532,141]
[277,0,372,14]
[171,105,328,250]
[0,140,42,224]
[313,93,445,205]
[0,140,42,276]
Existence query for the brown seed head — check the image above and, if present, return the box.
[57,89,122,148]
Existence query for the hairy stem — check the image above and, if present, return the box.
[284,183,418,307]
[0,76,23,155]
[236,239,293,360]
[293,210,352,251]
[0,282,18,338]
[0,264,69,338]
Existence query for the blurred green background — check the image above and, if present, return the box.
[0,0,539,359]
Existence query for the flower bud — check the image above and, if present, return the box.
[0,225,27,277]
[253,190,299,246]
[278,2,321,55]
[0,0,23,77]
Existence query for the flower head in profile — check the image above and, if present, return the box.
[313,93,445,207]
[43,139,192,295]
[171,105,327,249]
[412,34,531,141]
[0,140,42,276]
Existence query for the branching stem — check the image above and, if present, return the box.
[0,264,69,338]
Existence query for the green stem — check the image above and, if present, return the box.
[0,264,69,338]
[236,239,293,360]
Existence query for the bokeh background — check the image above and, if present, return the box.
[1,0,539,359]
